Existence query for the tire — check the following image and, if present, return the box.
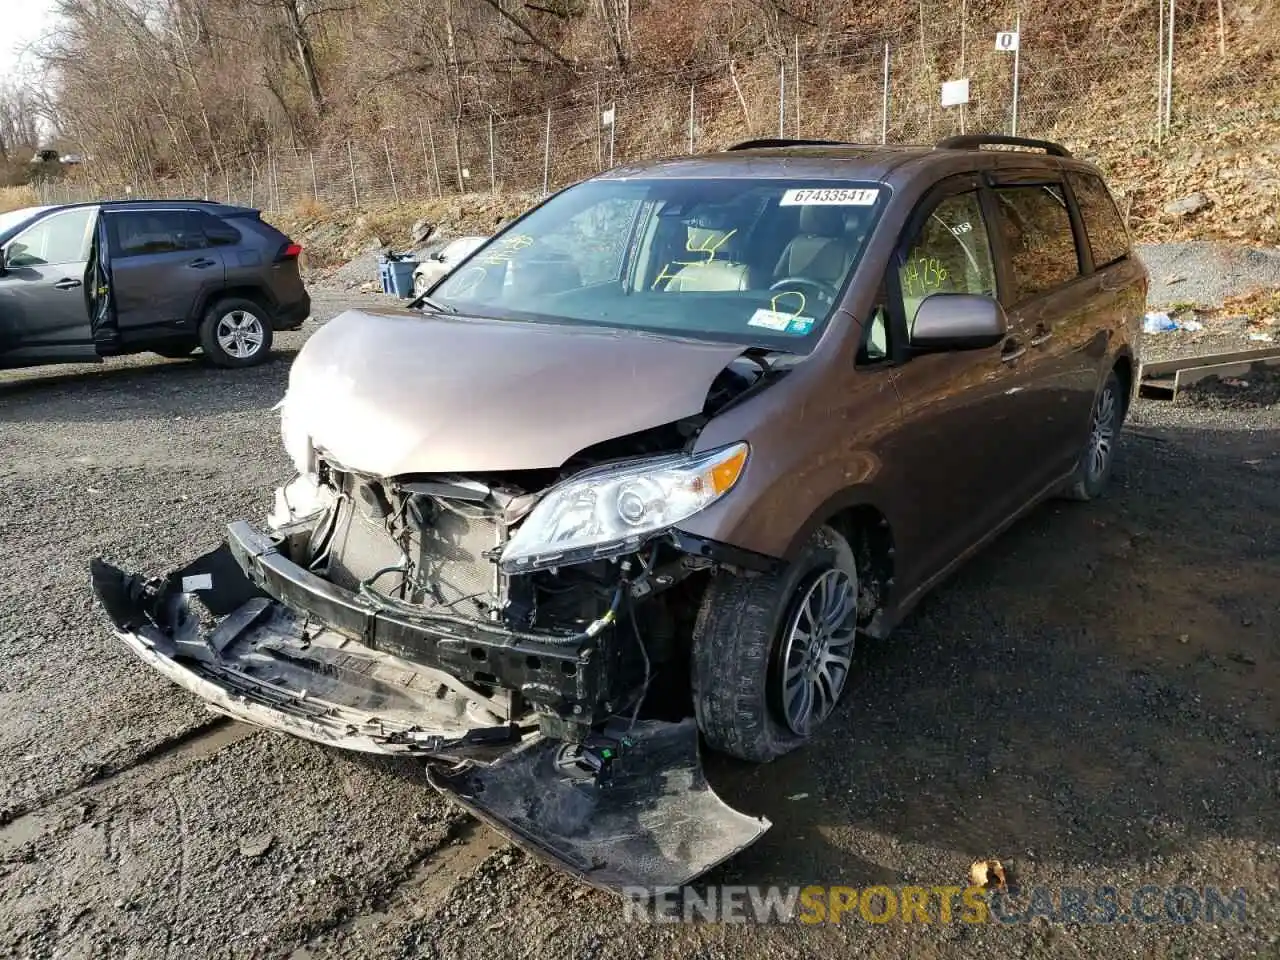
[152,343,198,359]
[198,298,274,368]
[691,525,859,763]
[1060,368,1125,502]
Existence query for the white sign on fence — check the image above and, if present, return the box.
[996,31,1020,52]
[601,107,615,127]
[940,78,970,107]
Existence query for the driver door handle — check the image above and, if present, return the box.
[53,278,82,290]
[188,258,217,269]
[1029,323,1053,347]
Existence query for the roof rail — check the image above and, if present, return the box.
[934,134,1071,157]
[725,137,856,151]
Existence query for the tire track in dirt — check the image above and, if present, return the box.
[286,817,510,959]
[0,718,256,857]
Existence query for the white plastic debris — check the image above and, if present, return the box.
[1143,311,1177,333]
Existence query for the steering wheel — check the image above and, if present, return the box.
[768,276,839,304]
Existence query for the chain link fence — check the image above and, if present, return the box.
[35,1,1279,217]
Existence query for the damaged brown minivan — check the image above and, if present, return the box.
[92,134,1146,891]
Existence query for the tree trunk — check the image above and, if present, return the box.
[282,0,325,114]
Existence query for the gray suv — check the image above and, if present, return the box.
[0,200,310,370]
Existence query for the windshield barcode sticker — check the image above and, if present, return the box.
[780,188,880,206]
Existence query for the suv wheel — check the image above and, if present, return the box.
[199,298,274,368]
[691,525,858,762]
[1061,368,1125,501]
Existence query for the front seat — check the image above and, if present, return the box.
[772,206,854,287]
[662,225,753,292]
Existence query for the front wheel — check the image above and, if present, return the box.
[691,525,858,762]
[1061,368,1125,501]
[199,298,274,368]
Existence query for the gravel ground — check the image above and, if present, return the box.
[1138,241,1280,310]
[1,272,1278,958]
[1135,242,1280,363]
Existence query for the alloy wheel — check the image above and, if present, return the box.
[215,310,266,359]
[1087,381,1118,482]
[777,567,858,737]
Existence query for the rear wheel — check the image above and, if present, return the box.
[691,525,858,762]
[1061,368,1125,501]
[199,298,273,368]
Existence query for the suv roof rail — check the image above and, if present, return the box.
[934,134,1071,157]
[725,137,857,151]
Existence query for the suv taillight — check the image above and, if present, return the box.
[276,242,303,262]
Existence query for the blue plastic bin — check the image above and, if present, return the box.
[378,255,419,298]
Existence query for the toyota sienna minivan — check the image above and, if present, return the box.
[92,133,1147,892]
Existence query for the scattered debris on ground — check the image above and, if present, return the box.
[1180,368,1280,410]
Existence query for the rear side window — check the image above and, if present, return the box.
[991,185,1081,303]
[113,210,199,256]
[1067,173,1129,268]
[190,210,243,247]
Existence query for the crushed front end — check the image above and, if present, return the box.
[91,440,773,890]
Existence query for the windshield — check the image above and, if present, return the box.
[0,205,52,238]
[430,178,887,348]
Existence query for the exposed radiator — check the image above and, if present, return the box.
[325,485,504,621]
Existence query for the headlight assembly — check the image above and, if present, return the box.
[499,442,749,573]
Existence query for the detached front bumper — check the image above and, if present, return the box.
[90,527,772,891]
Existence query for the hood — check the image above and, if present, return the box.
[280,308,748,476]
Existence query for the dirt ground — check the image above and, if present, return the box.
[1,287,1278,959]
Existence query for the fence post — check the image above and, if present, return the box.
[224,169,231,204]
[347,140,360,209]
[452,123,464,194]
[1165,0,1175,131]
[1011,13,1021,136]
[1157,0,1165,143]
[488,114,496,193]
[203,170,209,200]
[310,151,319,201]
[959,0,967,135]
[426,120,442,196]
[543,107,552,195]
[608,102,615,167]
[778,62,785,137]
[794,35,801,136]
[594,82,602,169]
[249,159,255,208]
[266,145,273,212]
[881,42,890,144]
[688,83,696,154]
[383,139,400,204]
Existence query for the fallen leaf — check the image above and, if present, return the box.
[969,858,1007,890]
[239,834,275,858]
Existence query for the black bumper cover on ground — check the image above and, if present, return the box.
[89,525,770,892]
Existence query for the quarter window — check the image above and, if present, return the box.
[992,185,1081,303]
[897,190,997,332]
[190,210,241,247]
[1067,173,1130,268]
[5,208,95,267]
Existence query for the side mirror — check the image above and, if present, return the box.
[0,245,7,275]
[909,293,1008,353]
